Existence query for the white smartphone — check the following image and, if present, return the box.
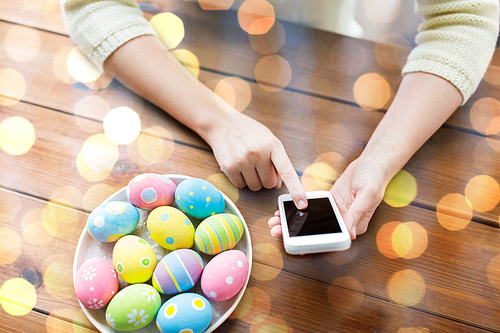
[278,191,351,255]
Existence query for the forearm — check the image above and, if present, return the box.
[360,72,462,183]
[104,35,233,141]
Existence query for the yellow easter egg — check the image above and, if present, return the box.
[112,235,157,284]
[147,206,195,250]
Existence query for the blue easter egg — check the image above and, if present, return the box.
[156,293,212,333]
[175,178,225,219]
[87,201,140,242]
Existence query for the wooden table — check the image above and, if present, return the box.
[1,0,500,332]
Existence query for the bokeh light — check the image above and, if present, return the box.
[464,174,500,212]
[171,49,200,78]
[0,228,22,265]
[469,98,500,135]
[103,107,141,145]
[364,0,401,23]
[248,20,285,54]
[83,183,117,212]
[0,116,35,155]
[483,48,500,85]
[255,55,292,92]
[487,254,500,290]
[377,221,427,259]
[330,38,367,77]
[237,0,275,35]
[387,269,425,307]
[251,243,282,281]
[0,68,26,106]
[77,134,119,182]
[207,173,239,203]
[67,47,102,83]
[198,0,234,10]
[137,126,175,164]
[22,208,54,246]
[328,276,364,313]
[53,46,75,84]
[436,193,473,231]
[43,0,66,32]
[0,190,21,223]
[0,278,37,316]
[301,162,337,192]
[383,170,417,207]
[375,33,410,71]
[398,328,430,333]
[73,95,110,132]
[353,73,391,111]
[150,12,185,49]
[250,315,292,333]
[43,259,73,299]
[4,25,41,62]
[214,76,252,112]
[42,203,78,238]
[229,287,271,324]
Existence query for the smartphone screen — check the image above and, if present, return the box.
[283,198,342,237]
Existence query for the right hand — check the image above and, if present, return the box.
[204,111,308,210]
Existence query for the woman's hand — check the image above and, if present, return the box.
[268,156,389,239]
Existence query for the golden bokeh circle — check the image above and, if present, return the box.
[237,0,275,35]
[138,126,175,164]
[470,98,500,135]
[487,254,500,290]
[383,170,417,207]
[214,77,252,112]
[22,208,54,246]
[171,49,200,78]
[248,20,285,54]
[364,0,401,23]
[4,25,41,62]
[207,173,239,203]
[0,278,37,316]
[53,46,76,84]
[377,221,402,259]
[77,134,119,182]
[483,48,500,85]
[0,190,21,223]
[353,73,391,111]
[400,222,428,259]
[391,223,413,258]
[73,95,109,132]
[251,243,283,281]
[464,174,500,212]
[150,12,185,49]
[83,183,118,212]
[103,107,141,145]
[436,193,473,231]
[377,221,427,260]
[255,55,292,92]
[229,287,271,324]
[198,0,234,10]
[0,68,26,106]
[42,203,78,238]
[387,269,425,307]
[67,47,102,83]
[328,276,364,313]
[43,260,73,299]
[0,227,22,265]
[0,116,35,155]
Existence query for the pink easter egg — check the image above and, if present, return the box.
[75,257,118,309]
[126,173,176,210]
[201,250,248,301]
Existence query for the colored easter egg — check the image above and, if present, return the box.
[147,206,195,251]
[126,173,176,210]
[75,257,118,309]
[195,213,244,255]
[175,178,225,219]
[113,235,157,284]
[152,249,204,295]
[105,283,161,331]
[201,250,248,301]
[87,201,140,242]
[156,293,212,333]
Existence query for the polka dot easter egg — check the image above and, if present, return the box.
[113,235,157,284]
[175,178,225,219]
[87,201,140,242]
[75,257,118,309]
[152,249,204,295]
[105,283,161,331]
[201,250,249,301]
[156,293,212,333]
[126,173,176,210]
[147,206,195,251]
[195,213,244,255]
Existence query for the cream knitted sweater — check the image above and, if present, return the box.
[61,0,499,104]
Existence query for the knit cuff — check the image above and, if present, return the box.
[402,57,475,105]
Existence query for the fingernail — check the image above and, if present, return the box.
[298,200,306,209]
[352,225,357,239]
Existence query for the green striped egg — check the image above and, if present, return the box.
[194,213,244,255]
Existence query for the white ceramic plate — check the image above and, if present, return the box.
[73,174,252,332]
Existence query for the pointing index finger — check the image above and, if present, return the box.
[271,144,307,209]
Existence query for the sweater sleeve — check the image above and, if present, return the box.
[61,0,158,70]
[402,0,499,104]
